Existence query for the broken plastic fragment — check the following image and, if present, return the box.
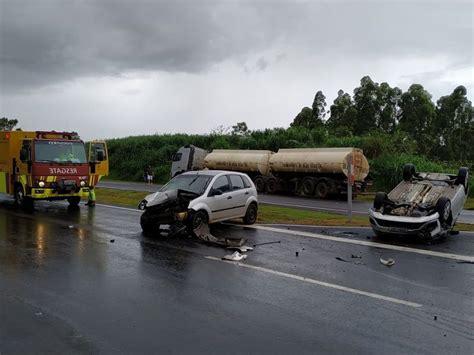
[380,257,395,266]
[227,246,254,253]
[222,251,248,261]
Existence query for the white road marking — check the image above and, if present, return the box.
[96,203,142,213]
[247,225,474,263]
[205,256,423,308]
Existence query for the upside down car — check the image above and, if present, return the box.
[369,164,469,240]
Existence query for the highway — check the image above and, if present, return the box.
[97,180,474,224]
[1,198,473,354]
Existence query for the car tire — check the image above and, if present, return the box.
[403,164,416,181]
[373,192,387,210]
[301,177,315,196]
[188,210,208,235]
[265,178,277,194]
[436,197,451,224]
[243,203,258,225]
[140,213,160,235]
[315,181,329,199]
[455,167,469,192]
[67,197,81,206]
[253,176,265,193]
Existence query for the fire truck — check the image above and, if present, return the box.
[0,130,108,208]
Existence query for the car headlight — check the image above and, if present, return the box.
[38,181,45,188]
[175,211,188,221]
[80,181,86,187]
[138,200,147,210]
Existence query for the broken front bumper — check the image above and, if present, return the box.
[369,209,442,237]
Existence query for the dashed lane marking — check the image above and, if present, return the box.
[205,256,423,308]
[247,225,474,263]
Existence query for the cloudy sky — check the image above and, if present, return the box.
[0,0,472,141]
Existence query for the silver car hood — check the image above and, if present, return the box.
[144,189,179,208]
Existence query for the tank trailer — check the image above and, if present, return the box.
[171,145,369,199]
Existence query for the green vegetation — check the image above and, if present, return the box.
[94,187,474,231]
[106,76,473,195]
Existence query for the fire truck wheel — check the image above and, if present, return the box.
[67,197,81,206]
[14,184,25,206]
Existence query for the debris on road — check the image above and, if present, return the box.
[380,257,395,267]
[227,246,254,253]
[296,251,299,257]
[336,257,348,262]
[456,260,474,264]
[110,239,115,243]
[68,225,74,229]
[222,251,248,261]
[253,241,281,247]
[351,254,362,259]
[194,223,246,247]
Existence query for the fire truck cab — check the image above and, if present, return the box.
[0,130,108,208]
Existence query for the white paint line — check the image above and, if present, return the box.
[205,256,422,308]
[247,225,474,263]
[260,201,366,214]
[260,223,371,229]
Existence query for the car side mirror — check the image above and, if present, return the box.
[210,189,222,196]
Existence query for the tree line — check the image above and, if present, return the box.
[290,76,473,163]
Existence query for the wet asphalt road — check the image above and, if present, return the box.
[0,199,473,354]
[97,180,474,224]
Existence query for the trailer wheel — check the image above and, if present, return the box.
[455,167,469,192]
[403,164,416,181]
[67,197,81,206]
[436,197,451,224]
[265,178,277,194]
[253,176,265,193]
[301,178,315,196]
[315,181,329,199]
[243,203,258,225]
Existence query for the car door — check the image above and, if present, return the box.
[228,174,250,217]
[206,175,235,221]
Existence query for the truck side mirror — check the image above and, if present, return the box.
[96,150,104,161]
[20,148,28,161]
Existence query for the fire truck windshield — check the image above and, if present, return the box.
[34,141,87,164]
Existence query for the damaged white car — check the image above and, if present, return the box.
[138,170,258,236]
[369,164,469,240]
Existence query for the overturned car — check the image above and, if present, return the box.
[369,164,469,240]
[139,170,259,236]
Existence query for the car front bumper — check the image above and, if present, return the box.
[369,209,442,238]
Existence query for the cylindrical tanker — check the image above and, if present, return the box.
[204,150,273,176]
[269,148,369,181]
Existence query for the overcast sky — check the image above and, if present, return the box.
[0,0,472,141]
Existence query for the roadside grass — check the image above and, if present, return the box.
[95,187,474,231]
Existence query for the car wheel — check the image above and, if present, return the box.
[301,177,315,196]
[403,164,416,181]
[265,178,277,194]
[140,213,160,235]
[315,181,329,199]
[373,192,387,210]
[67,197,81,206]
[253,176,265,193]
[455,167,469,192]
[188,210,208,235]
[243,203,258,225]
[436,197,451,224]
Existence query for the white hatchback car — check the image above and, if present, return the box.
[139,170,258,235]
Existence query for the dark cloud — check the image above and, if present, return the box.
[0,0,472,94]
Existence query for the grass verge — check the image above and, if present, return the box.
[95,187,474,231]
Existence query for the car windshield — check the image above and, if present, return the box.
[160,174,212,196]
[34,140,87,163]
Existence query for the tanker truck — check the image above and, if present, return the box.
[171,145,369,199]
